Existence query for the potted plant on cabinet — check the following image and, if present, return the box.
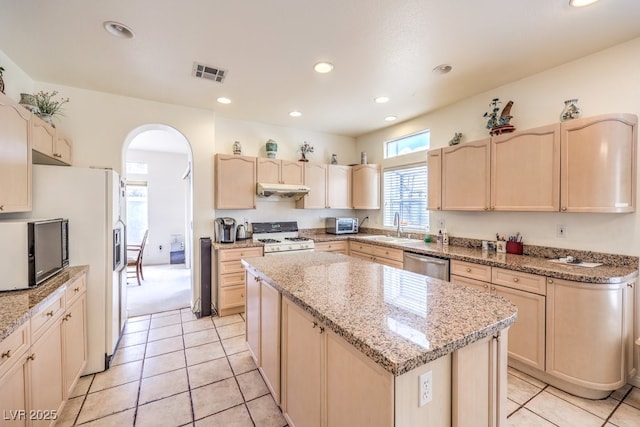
[34,90,70,126]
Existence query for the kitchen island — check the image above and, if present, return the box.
[243,252,517,427]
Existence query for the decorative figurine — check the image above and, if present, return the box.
[265,139,277,158]
[330,154,338,164]
[232,141,242,155]
[448,132,463,146]
[298,141,314,162]
[483,98,515,136]
[561,99,581,121]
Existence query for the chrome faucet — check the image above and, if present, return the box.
[393,212,401,237]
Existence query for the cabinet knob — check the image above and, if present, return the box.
[319,326,325,334]
[628,283,634,288]
[46,311,54,317]
[0,205,4,211]
[561,207,567,211]
[74,287,80,292]
[27,354,36,361]
[1,350,10,359]
[548,279,554,284]
[437,206,441,210]
[312,321,318,329]
[466,268,471,273]
[241,293,244,298]
[484,207,489,211]
[513,278,519,283]
[483,284,489,289]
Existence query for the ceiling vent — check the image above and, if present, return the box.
[192,62,227,83]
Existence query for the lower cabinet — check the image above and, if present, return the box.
[313,240,348,255]
[62,286,87,397]
[29,320,64,427]
[349,241,403,268]
[216,246,263,316]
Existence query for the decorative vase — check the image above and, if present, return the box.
[232,141,242,155]
[560,99,581,121]
[39,113,54,126]
[265,140,277,159]
[19,93,40,113]
[330,154,338,165]
[0,75,4,94]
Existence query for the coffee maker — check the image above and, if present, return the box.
[214,217,237,243]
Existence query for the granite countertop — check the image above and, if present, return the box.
[242,252,517,376]
[0,265,89,341]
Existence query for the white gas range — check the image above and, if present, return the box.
[252,221,315,255]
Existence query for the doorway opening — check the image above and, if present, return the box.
[123,125,194,317]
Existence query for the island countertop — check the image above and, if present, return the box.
[242,252,517,376]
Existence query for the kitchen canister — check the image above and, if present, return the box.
[360,151,368,164]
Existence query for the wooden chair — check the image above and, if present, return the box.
[127,230,148,286]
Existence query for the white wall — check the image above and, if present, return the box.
[127,149,189,265]
[356,37,640,256]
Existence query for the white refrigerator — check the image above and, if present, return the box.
[31,164,127,374]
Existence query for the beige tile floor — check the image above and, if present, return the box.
[56,308,640,426]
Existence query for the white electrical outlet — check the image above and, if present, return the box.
[557,224,567,237]
[419,370,433,406]
[438,219,445,230]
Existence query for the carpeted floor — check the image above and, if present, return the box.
[126,264,192,317]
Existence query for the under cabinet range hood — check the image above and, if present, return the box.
[256,182,310,200]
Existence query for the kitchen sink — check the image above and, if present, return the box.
[360,235,424,244]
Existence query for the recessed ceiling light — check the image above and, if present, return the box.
[313,62,334,73]
[384,116,397,122]
[103,21,135,39]
[217,97,231,104]
[289,111,302,117]
[432,64,453,75]
[569,0,600,7]
[374,96,390,104]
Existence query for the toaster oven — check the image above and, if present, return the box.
[325,217,359,234]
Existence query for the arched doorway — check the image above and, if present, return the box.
[122,124,194,316]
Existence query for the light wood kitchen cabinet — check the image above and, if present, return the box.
[560,113,637,213]
[296,163,327,209]
[256,158,304,185]
[441,138,491,211]
[62,276,87,398]
[352,164,380,209]
[245,270,281,403]
[282,297,393,427]
[349,241,404,268]
[491,124,560,211]
[546,277,634,391]
[214,154,256,209]
[0,93,32,213]
[427,149,442,211]
[31,115,73,166]
[0,322,30,427]
[327,165,352,209]
[314,240,349,254]
[216,246,263,316]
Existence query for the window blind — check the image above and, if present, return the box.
[383,164,429,231]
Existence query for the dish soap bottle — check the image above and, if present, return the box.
[437,230,443,245]
[443,229,449,246]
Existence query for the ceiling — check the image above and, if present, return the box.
[1,0,639,138]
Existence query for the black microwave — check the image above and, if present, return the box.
[0,218,69,291]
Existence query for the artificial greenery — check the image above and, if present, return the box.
[34,90,70,116]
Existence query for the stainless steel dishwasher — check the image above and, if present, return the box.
[403,252,450,281]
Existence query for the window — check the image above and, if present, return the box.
[385,130,430,159]
[126,162,148,174]
[126,182,148,245]
[383,164,428,231]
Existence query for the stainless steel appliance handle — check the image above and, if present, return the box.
[405,253,448,266]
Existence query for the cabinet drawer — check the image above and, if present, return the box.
[220,272,245,288]
[219,247,263,262]
[371,245,404,262]
[31,294,65,342]
[492,267,546,295]
[220,260,245,275]
[220,285,246,309]
[0,322,30,378]
[451,274,490,292]
[374,257,404,269]
[65,274,87,305]
[349,241,376,254]
[450,260,492,282]
[315,241,348,253]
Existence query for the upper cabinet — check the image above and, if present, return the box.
[352,164,380,209]
[491,124,560,211]
[327,165,352,209]
[296,163,327,209]
[215,154,257,209]
[560,114,637,213]
[430,113,637,213]
[257,158,304,185]
[0,93,32,213]
[31,115,73,166]
[441,138,491,211]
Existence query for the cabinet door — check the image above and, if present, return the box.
[0,356,29,427]
[441,139,491,210]
[282,298,322,427]
[327,165,352,209]
[326,329,393,426]
[215,154,256,209]
[492,284,545,370]
[297,163,327,209]
[31,116,55,157]
[352,164,380,209]
[546,278,627,389]
[30,320,64,425]
[0,96,32,213]
[491,124,560,211]
[54,132,73,165]
[245,270,261,364]
[560,114,637,212]
[256,158,281,183]
[281,160,304,185]
[427,149,442,211]
[260,281,281,403]
[63,294,87,398]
